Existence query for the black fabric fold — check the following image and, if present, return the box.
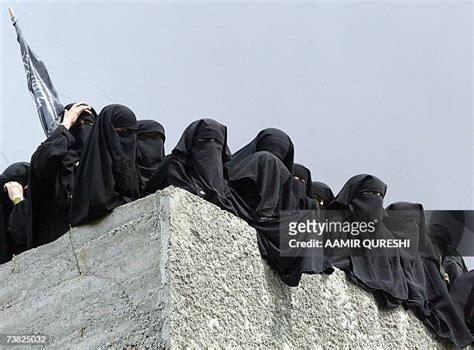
[225,128,294,174]
[145,118,235,213]
[70,104,140,226]
[385,202,432,316]
[137,120,165,194]
[449,270,474,334]
[225,129,306,286]
[310,181,335,208]
[291,163,314,210]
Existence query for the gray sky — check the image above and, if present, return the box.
[1,1,472,267]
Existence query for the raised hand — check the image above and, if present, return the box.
[61,102,92,130]
[4,181,24,204]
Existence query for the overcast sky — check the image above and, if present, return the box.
[1,1,472,266]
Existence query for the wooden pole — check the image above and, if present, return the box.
[8,7,15,20]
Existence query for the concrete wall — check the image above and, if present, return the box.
[0,187,452,348]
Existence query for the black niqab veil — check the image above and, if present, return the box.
[0,162,29,264]
[327,174,408,308]
[225,128,295,217]
[291,163,313,210]
[384,202,432,316]
[145,119,234,212]
[330,174,387,210]
[292,167,333,275]
[385,202,438,261]
[64,102,97,151]
[70,104,140,226]
[173,118,232,201]
[225,128,294,174]
[136,120,165,193]
[383,204,473,347]
[57,103,98,211]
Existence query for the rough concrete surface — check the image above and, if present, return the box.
[0,187,461,349]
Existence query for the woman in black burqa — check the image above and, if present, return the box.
[327,174,408,308]
[136,120,166,194]
[290,165,333,275]
[69,104,140,227]
[0,162,30,264]
[224,128,310,286]
[384,205,473,346]
[384,203,433,314]
[421,224,473,346]
[29,102,96,247]
[145,118,235,213]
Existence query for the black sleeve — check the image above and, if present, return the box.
[144,156,173,195]
[444,256,467,282]
[31,125,76,181]
[8,199,30,247]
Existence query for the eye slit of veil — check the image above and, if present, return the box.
[359,191,384,197]
[142,132,164,139]
[115,127,138,133]
[195,138,222,145]
[293,175,306,184]
[79,119,94,126]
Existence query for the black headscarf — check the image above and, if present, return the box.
[385,202,438,261]
[0,162,29,264]
[145,119,235,213]
[228,151,293,217]
[0,163,29,186]
[310,181,335,206]
[173,118,231,198]
[173,119,230,164]
[70,104,140,226]
[291,163,313,210]
[330,174,386,209]
[225,128,294,174]
[225,128,295,217]
[63,102,97,151]
[136,120,165,193]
